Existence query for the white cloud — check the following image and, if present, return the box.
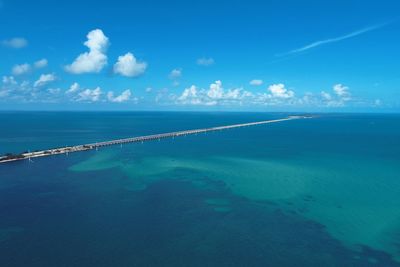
[0,90,8,98]
[320,91,332,100]
[249,79,263,86]
[1,37,28,48]
[84,29,109,51]
[178,85,202,105]
[34,59,48,69]
[333,84,350,98]
[47,88,61,94]
[2,76,17,85]
[176,80,252,106]
[65,83,133,103]
[267,84,294,98]
[155,88,170,103]
[0,76,15,98]
[65,29,109,74]
[113,52,147,77]
[197,57,214,66]
[207,80,224,99]
[319,84,352,107]
[107,89,132,103]
[179,85,197,99]
[10,59,48,76]
[145,87,152,93]
[374,99,382,106]
[169,68,182,79]
[34,73,56,87]
[224,88,243,99]
[12,63,31,76]
[77,87,102,102]
[66,82,80,94]
[1,77,107,103]
[174,81,301,107]
[0,78,35,101]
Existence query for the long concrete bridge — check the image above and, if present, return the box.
[0,115,311,164]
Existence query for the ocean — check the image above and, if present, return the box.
[0,111,399,266]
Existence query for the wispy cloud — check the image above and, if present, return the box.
[278,22,390,56]
[1,37,28,49]
[197,57,214,66]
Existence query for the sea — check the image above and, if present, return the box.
[0,111,399,267]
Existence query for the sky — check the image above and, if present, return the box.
[0,0,399,112]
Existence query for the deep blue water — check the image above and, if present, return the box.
[0,112,400,267]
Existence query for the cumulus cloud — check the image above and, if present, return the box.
[2,76,17,85]
[64,82,102,102]
[177,80,251,106]
[12,63,31,76]
[107,89,132,103]
[178,85,203,105]
[207,80,224,99]
[34,59,48,69]
[66,82,80,94]
[77,87,102,102]
[173,81,306,107]
[47,88,61,94]
[0,76,17,97]
[197,57,214,66]
[320,91,332,101]
[319,84,352,107]
[1,37,28,48]
[333,84,350,98]
[113,52,147,77]
[10,59,48,76]
[169,68,182,79]
[0,76,134,104]
[65,29,109,74]
[249,79,263,86]
[267,84,294,98]
[64,83,134,103]
[34,73,56,87]
[0,77,36,101]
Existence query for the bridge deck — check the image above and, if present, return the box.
[0,116,310,164]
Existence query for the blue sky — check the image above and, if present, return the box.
[0,0,399,111]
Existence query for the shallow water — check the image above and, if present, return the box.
[1,112,400,266]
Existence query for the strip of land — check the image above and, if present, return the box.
[0,115,311,164]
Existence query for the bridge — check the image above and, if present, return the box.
[0,115,311,164]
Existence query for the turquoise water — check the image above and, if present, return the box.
[0,112,400,266]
